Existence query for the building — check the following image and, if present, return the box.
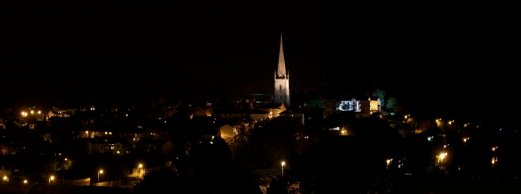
[336,97,382,116]
[274,34,290,107]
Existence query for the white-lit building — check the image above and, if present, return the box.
[337,97,381,116]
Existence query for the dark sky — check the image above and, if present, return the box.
[1,1,518,123]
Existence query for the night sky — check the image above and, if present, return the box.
[1,1,518,123]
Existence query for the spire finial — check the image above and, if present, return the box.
[277,34,286,76]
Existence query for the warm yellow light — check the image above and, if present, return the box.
[340,129,348,136]
[37,110,42,115]
[491,156,498,166]
[385,158,393,168]
[370,100,379,112]
[281,161,286,167]
[64,158,68,161]
[435,118,442,127]
[49,175,55,183]
[436,152,448,163]
[491,146,498,152]
[30,110,34,115]
[99,169,104,174]
[138,163,143,169]
[85,130,89,134]
[23,179,28,184]
[21,111,28,117]
[2,175,8,181]
[462,137,470,143]
[386,158,393,167]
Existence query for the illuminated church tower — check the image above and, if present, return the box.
[274,34,290,106]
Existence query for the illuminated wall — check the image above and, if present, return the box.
[336,98,361,112]
[368,98,381,114]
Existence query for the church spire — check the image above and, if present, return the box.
[277,34,287,76]
[274,33,290,106]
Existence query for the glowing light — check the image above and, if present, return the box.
[340,129,348,136]
[30,110,34,115]
[281,161,286,176]
[97,169,103,182]
[491,146,498,152]
[337,99,361,112]
[386,158,393,168]
[49,175,55,183]
[37,110,42,115]
[138,163,143,169]
[491,156,498,166]
[23,179,28,184]
[436,152,448,164]
[462,137,470,143]
[64,158,68,161]
[2,175,8,182]
[21,111,28,117]
[330,127,340,131]
[370,100,380,113]
[427,136,433,142]
[435,118,443,127]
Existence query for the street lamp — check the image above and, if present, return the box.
[97,169,104,183]
[138,163,145,179]
[49,175,55,184]
[281,161,286,177]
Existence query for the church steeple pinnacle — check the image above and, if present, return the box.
[274,33,290,106]
[277,34,287,77]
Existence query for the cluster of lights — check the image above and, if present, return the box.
[436,152,448,164]
[20,110,43,117]
[435,118,442,127]
[2,175,29,184]
[491,156,498,166]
